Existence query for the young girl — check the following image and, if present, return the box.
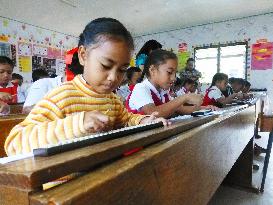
[126,49,203,118]
[202,73,240,107]
[5,18,168,156]
[116,66,142,101]
[0,56,20,105]
[135,40,162,68]
[176,78,195,96]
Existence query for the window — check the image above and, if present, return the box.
[194,42,248,83]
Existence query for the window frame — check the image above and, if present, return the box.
[193,42,248,81]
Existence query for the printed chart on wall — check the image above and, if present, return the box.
[251,39,273,70]
[18,56,31,72]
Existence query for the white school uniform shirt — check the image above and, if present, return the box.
[208,86,223,100]
[23,76,63,107]
[116,84,130,101]
[17,83,31,103]
[176,86,189,96]
[129,79,172,111]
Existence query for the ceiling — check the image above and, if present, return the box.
[0,0,273,37]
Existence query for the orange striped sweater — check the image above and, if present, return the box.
[5,75,145,156]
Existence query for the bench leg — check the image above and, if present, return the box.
[260,130,273,192]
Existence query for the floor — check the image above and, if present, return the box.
[209,132,273,205]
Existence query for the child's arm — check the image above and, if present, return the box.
[0,101,10,115]
[4,99,108,156]
[0,92,12,102]
[140,94,203,118]
[216,93,239,105]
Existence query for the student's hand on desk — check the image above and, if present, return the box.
[236,93,244,100]
[140,112,171,126]
[0,101,10,115]
[184,93,203,106]
[201,105,219,111]
[83,111,110,133]
[0,92,12,102]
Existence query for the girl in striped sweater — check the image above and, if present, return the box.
[5,18,168,156]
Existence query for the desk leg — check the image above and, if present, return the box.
[223,137,259,192]
[260,130,273,192]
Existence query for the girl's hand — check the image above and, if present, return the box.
[184,93,203,106]
[201,105,219,111]
[0,92,12,102]
[83,111,110,133]
[140,112,171,126]
[0,101,10,115]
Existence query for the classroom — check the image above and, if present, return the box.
[0,0,273,204]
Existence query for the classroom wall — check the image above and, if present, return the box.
[0,16,78,83]
[134,13,273,102]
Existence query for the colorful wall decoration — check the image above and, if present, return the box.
[0,16,78,82]
[251,39,273,70]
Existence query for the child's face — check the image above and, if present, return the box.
[130,71,141,85]
[0,63,13,86]
[185,83,194,91]
[218,79,228,91]
[232,83,243,93]
[151,59,177,90]
[79,40,131,94]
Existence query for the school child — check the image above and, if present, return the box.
[0,56,22,104]
[127,49,203,118]
[22,50,84,114]
[170,77,182,98]
[116,66,142,101]
[5,17,168,156]
[176,78,195,96]
[32,69,49,82]
[222,77,234,97]
[135,40,162,69]
[230,78,245,93]
[202,73,241,107]
[242,80,251,93]
[12,73,30,103]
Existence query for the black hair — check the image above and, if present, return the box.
[210,73,228,88]
[228,77,236,84]
[183,78,195,86]
[78,17,134,50]
[32,69,49,82]
[126,67,141,81]
[186,58,194,63]
[68,52,84,75]
[174,77,183,87]
[138,49,177,82]
[12,73,23,80]
[244,80,251,88]
[0,56,14,67]
[136,40,162,58]
[233,78,245,85]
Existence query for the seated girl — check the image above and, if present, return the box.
[126,49,203,118]
[176,78,195,96]
[202,73,241,107]
[116,66,142,101]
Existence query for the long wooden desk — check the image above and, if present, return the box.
[0,114,26,157]
[0,105,256,205]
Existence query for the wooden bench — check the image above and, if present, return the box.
[0,114,26,157]
[0,105,256,205]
